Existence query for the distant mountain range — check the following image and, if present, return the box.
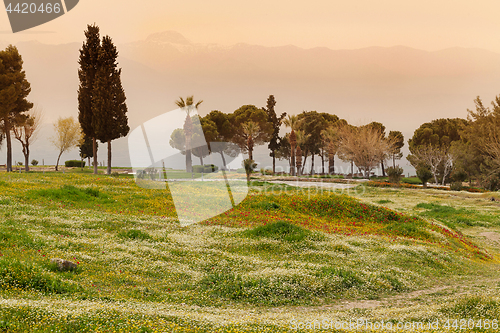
[1,31,500,172]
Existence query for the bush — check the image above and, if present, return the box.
[416,165,433,188]
[451,169,467,183]
[450,181,463,191]
[386,166,404,183]
[260,168,273,175]
[31,159,38,166]
[65,160,85,168]
[204,164,218,173]
[16,161,23,166]
[192,165,204,173]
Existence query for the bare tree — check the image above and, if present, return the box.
[50,117,82,171]
[337,124,390,178]
[408,145,453,185]
[12,105,43,172]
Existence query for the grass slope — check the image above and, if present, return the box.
[0,173,498,332]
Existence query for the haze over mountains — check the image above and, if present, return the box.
[1,31,500,173]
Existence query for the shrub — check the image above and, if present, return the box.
[192,165,202,173]
[16,161,23,166]
[416,165,433,188]
[65,160,85,167]
[204,164,218,173]
[450,181,463,191]
[31,159,38,166]
[260,168,273,175]
[386,166,404,183]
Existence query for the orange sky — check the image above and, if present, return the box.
[1,0,500,51]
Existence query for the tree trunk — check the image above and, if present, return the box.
[290,143,296,176]
[381,160,386,177]
[93,137,98,174]
[310,153,315,175]
[107,141,112,175]
[199,155,203,166]
[249,147,253,161]
[423,181,428,189]
[24,144,29,172]
[272,151,276,175]
[55,151,63,171]
[350,161,354,177]
[5,121,12,172]
[219,152,227,170]
[329,153,335,174]
[393,154,396,168]
[301,150,308,175]
[87,157,91,168]
[321,151,325,175]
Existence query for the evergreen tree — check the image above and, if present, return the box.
[264,95,286,174]
[78,24,101,174]
[0,45,32,172]
[92,36,129,175]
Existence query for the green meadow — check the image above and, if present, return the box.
[0,172,499,332]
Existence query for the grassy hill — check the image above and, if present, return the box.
[0,173,499,332]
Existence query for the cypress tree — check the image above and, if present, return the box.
[264,95,286,174]
[92,36,129,175]
[78,24,100,174]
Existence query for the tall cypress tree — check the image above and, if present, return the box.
[264,95,286,174]
[0,45,32,172]
[78,24,100,174]
[92,36,129,175]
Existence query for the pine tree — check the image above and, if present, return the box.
[78,24,100,174]
[92,36,129,175]
[0,45,33,172]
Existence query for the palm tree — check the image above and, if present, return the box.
[283,115,299,175]
[242,121,260,161]
[175,96,203,173]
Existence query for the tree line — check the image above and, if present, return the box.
[171,95,405,179]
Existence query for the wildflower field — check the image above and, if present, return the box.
[0,172,500,332]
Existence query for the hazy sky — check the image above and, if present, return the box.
[1,0,500,51]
